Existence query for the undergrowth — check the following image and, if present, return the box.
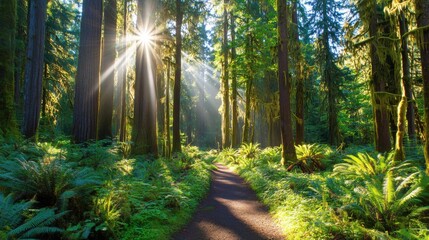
[0,138,213,240]
[219,143,429,239]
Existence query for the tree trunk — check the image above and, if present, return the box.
[165,59,171,157]
[221,0,230,149]
[98,0,117,139]
[292,0,304,144]
[415,0,429,173]
[231,12,239,148]
[133,0,158,155]
[22,0,47,139]
[118,0,128,142]
[369,3,391,152]
[277,0,298,165]
[399,13,415,140]
[172,0,183,153]
[0,0,17,136]
[14,0,27,108]
[72,0,102,143]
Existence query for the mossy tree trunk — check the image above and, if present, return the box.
[22,0,48,139]
[72,0,102,143]
[399,13,416,140]
[0,0,18,136]
[98,0,117,140]
[277,0,298,165]
[369,3,391,153]
[415,0,429,173]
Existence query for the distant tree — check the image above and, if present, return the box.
[73,0,103,143]
[133,0,158,155]
[21,0,48,139]
[277,0,298,164]
[98,0,118,139]
[172,0,183,153]
[0,0,17,136]
[307,0,344,146]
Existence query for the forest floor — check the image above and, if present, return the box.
[172,163,285,240]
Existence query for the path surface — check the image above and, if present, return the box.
[173,163,285,240]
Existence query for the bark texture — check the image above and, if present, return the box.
[72,0,103,143]
[277,0,298,165]
[231,12,239,148]
[415,0,429,173]
[22,0,47,138]
[369,3,391,152]
[98,0,117,139]
[133,0,158,155]
[0,0,17,136]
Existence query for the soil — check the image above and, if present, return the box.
[172,163,285,240]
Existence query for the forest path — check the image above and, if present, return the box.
[172,163,285,240]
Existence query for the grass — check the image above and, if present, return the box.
[219,144,429,240]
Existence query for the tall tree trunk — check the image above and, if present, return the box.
[22,0,47,139]
[221,0,230,148]
[399,13,416,140]
[172,0,183,153]
[369,3,391,152]
[133,0,158,155]
[73,0,103,143]
[99,0,117,139]
[0,0,17,136]
[277,0,298,165]
[14,0,27,108]
[118,0,128,142]
[231,11,238,148]
[415,0,429,173]
[165,59,171,157]
[292,0,304,144]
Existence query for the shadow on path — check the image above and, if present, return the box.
[172,163,285,240]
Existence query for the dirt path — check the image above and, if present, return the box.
[172,163,285,240]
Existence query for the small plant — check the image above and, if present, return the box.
[219,148,237,164]
[287,144,325,173]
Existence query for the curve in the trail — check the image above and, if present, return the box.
[173,163,285,240]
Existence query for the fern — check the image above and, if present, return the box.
[286,144,326,173]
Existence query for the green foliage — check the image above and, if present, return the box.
[0,158,101,208]
[286,144,326,173]
[0,193,67,239]
[219,145,429,239]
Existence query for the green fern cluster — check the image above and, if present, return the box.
[329,152,429,237]
[0,193,67,239]
[287,144,326,173]
[0,159,101,208]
